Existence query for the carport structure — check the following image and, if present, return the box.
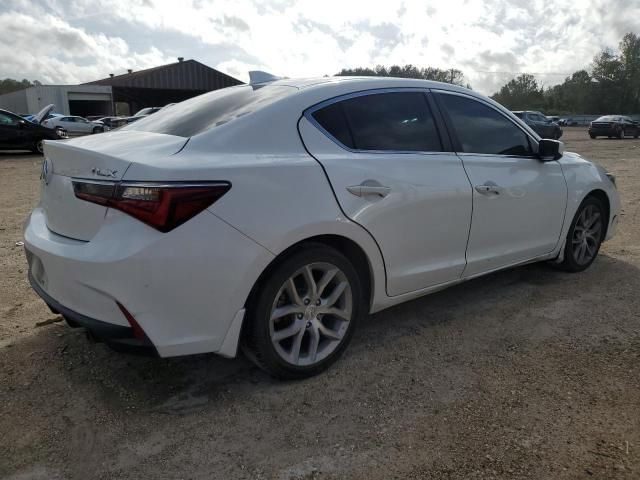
[85,58,243,116]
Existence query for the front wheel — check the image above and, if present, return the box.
[31,140,44,154]
[243,244,364,379]
[92,126,104,134]
[589,134,596,139]
[557,197,606,272]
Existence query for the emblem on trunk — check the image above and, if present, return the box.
[92,167,118,178]
[41,157,53,185]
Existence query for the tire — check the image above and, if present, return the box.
[618,128,625,139]
[589,134,596,139]
[92,126,104,134]
[557,196,606,272]
[31,140,43,154]
[243,243,364,379]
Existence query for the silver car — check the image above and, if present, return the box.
[43,115,106,135]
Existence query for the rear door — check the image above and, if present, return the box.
[299,89,472,296]
[434,91,567,277]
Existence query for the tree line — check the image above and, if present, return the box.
[338,33,640,115]
[493,33,640,114]
[0,78,41,95]
[336,65,469,88]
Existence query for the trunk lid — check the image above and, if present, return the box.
[41,130,188,241]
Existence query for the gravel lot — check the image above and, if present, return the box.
[1,128,639,479]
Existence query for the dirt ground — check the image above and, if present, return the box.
[1,127,639,479]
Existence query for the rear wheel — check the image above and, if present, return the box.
[558,196,605,272]
[589,133,596,139]
[618,128,625,139]
[243,244,363,379]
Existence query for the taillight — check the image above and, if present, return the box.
[72,180,230,232]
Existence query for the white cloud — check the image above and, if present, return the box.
[1,0,639,93]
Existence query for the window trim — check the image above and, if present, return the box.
[303,87,449,155]
[432,89,540,159]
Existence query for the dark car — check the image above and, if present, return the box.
[512,111,563,139]
[589,115,639,139]
[0,105,67,154]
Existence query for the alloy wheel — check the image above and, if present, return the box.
[36,141,43,154]
[269,262,352,366]
[571,204,603,265]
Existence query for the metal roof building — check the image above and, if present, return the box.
[85,58,243,115]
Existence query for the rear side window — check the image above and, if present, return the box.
[438,93,532,156]
[312,92,442,152]
[122,85,296,137]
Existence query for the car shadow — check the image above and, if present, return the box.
[2,253,638,417]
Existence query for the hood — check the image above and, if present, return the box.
[33,104,55,125]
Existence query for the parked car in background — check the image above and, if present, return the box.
[25,77,620,379]
[559,117,578,126]
[43,115,106,135]
[547,116,560,123]
[95,116,128,129]
[589,115,639,139]
[0,104,67,154]
[23,113,62,123]
[133,107,162,117]
[512,111,563,139]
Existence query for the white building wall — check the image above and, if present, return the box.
[0,85,113,115]
[0,89,29,114]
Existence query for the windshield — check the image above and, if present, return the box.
[122,85,296,137]
[513,112,524,119]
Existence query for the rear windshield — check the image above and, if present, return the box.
[595,116,617,122]
[121,85,296,137]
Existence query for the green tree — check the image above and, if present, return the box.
[0,78,38,95]
[336,64,469,87]
[491,74,545,110]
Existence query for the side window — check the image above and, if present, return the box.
[312,92,442,152]
[438,94,533,156]
[0,113,17,125]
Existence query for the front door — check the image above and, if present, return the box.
[435,91,567,277]
[299,90,473,296]
[0,112,24,148]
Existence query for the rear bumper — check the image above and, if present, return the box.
[29,271,157,355]
[24,205,273,358]
[589,127,617,136]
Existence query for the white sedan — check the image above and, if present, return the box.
[24,76,620,379]
[43,115,106,135]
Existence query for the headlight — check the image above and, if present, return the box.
[606,172,616,187]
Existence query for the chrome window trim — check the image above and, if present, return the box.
[303,87,447,155]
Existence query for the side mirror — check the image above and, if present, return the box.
[538,139,563,161]
[18,120,26,128]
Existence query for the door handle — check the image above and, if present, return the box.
[475,184,502,195]
[347,184,391,197]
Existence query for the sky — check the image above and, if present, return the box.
[1,0,639,95]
